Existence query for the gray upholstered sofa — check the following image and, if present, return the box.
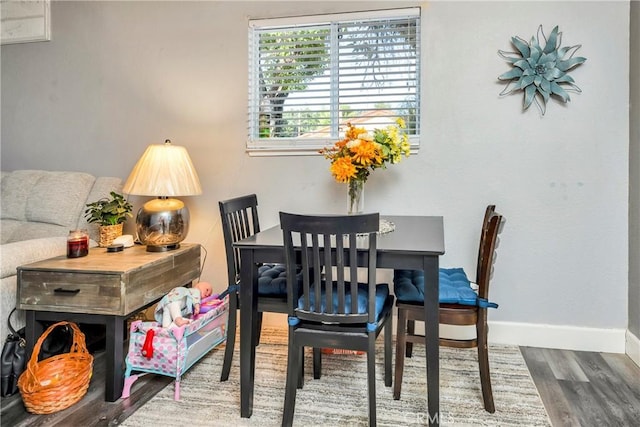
[1,170,122,340]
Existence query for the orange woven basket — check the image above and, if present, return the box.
[17,321,94,414]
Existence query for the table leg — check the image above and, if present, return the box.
[423,256,440,427]
[105,315,125,402]
[24,310,43,361]
[239,248,258,418]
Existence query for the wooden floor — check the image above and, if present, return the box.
[2,347,639,426]
[520,347,640,426]
[0,350,170,427]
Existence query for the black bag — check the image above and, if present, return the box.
[1,308,26,397]
[38,322,73,361]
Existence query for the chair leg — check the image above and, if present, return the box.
[220,292,238,381]
[313,347,322,379]
[367,335,377,427]
[297,346,305,389]
[406,319,415,357]
[384,316,392,387]
[393,306,407,400]
[282,328,300,427]
[477,311,495,413]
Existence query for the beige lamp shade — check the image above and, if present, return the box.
[123,140,202,197]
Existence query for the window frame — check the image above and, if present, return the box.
[247,7,422,156]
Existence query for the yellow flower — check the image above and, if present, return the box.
[351,139,382,167]
[345,125,367,140]
[330,156,357,182]
[321,120,410,184]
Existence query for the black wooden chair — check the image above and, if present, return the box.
[218,194,320,381]
[280,212,393,427]
[393,205,504,413]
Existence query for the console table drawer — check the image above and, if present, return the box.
[18,271,122,313]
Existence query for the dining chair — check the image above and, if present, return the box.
[393,205,504,413]
[218,194,320,382]
[280,212,394,427]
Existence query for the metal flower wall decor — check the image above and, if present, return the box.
[498,25,586,115]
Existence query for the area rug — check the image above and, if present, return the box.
[122,328,550,426]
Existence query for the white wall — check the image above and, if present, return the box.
[1,1,631,351]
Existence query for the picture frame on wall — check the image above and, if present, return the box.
[1,0,50,45]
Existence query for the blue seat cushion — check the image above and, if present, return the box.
[257,264,308,296]
[257,264,289,295]
[297,282,390,322]
[394,268,498,308]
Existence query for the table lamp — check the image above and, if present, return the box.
[123,139,202,252]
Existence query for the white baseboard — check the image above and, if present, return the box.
[259,313,628,354]
[411,321,626,353]
[626,330,640,368]
[487,321,626,353]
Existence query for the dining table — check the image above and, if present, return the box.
[234,215,445,426]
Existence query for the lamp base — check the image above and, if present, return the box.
[136,197,190,251]
[146,243,181,252]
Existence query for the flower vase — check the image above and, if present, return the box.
[347,180,365,215]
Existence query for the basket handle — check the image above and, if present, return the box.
[25,321,89,375]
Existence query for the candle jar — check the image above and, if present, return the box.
[67,229,89,258]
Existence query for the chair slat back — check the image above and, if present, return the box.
[476,210,505,300]
[280,212,379,325]
[219,194,260,286]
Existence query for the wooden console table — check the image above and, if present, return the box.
[17,243,201,402]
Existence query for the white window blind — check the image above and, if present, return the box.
[248,8,421,155]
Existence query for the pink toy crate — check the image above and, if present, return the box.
[121,298,228,400]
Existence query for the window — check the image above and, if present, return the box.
[248,8,421,155]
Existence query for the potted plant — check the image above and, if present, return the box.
[84,191,133,247]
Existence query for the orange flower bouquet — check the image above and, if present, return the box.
[320,118,411,183]
[320,118,410,213]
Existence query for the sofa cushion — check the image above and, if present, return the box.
[1,171,123,244]
[25,171,95,228]
[0,236,68,279]
[0,220,21,244]
[1,170,44,221]
[1,219,70,244]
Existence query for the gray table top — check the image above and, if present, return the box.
[235,215,445,256]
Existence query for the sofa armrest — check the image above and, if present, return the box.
[1,237,68,279]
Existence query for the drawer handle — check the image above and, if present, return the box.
[54,287,80,295]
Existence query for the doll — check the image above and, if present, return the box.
[154,281,213,328]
